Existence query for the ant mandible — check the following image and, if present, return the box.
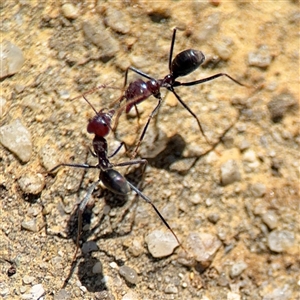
[49,87,183,260]
[113,27,245,158]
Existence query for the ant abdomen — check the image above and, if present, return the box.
[171,49,205,78]
[100,169,131,195]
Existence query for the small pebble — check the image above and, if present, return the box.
[39,144,61,171]
[251,183,266,198]
[0,40,24,79]
[145,230,179,258]
[27,204,42,217]
[92,262,102,274]
[81,241,99,254]
[213,37,234,60]
[104,7,131,34]
[21,284,45,300]
[82,20,120,61]
[230,261,248,278]
[220,160,241,186]
[242,149,257,163]
[128,239,144,257]
[121,291,139,300]
[262,284,292,300]
[164,284,178,294]
[54,289,71,300]
[18,173,45,194]
[22,275,35,284]
[0,119,32,163]
[119,265,138,285]
[227,291,241,300]
[169,158,197,174]
[193,13,220,43]
[248,45,272,68]
[190,193,202,205]
[267,91,298,122]
[21,219,39,232]
[268,230,294,252]
[0,283,9,297]
[239,139,251,151]
[61,3,79,20]
[261,210,278,229]
[178,232,221,268]
[207,213,220,224]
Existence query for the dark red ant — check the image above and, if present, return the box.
[113,27,245,158]
[49,91,182,260]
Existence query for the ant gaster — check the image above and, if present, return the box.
[50,89,183,260]
[113,27,245,158]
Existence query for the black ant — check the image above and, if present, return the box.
[49,91,182,260]
[112,27,245,158]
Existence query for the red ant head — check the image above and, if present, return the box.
[87,109,115,137]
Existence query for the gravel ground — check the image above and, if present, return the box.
[0,1,299,300]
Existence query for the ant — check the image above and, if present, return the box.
[49,89,182,260]
[112,27,245,158]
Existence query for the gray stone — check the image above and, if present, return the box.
[119,265,138,284]
[268,230,294,252]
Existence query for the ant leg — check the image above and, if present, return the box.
[127,66,155,81]
[72,180,100,262]
[170,88,212,146]
[131,97,163,159]
[168,28,177,72]
[70,83,121,102]
[113,158,147,169]
[49,163,99,173]
[126,181,184,250]
[174,73,245,87]
[108,142,127,159]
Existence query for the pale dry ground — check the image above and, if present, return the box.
[0,1,299,300]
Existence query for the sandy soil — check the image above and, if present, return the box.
[0,1,299,300]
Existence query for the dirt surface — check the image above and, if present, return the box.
[0,1,299,300]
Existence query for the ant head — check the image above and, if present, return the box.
[87,109,115,137]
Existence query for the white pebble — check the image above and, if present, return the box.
[230,261,248,278]
[179,232,222,267]
[261,210,278,229]
[21,219,39,232]
[227,291,241,300]
[22,275,35,284]
[268,230,294,252]
[0,40,24,79]
[0,119,32,163]
[18,173,45,194]
[220,160,241,186]
[61,3,79,20]
[21,284,45,300]
[145,229,179,258]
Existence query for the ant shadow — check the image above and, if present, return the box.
[146,133,186,170]
[62,167,143,292]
